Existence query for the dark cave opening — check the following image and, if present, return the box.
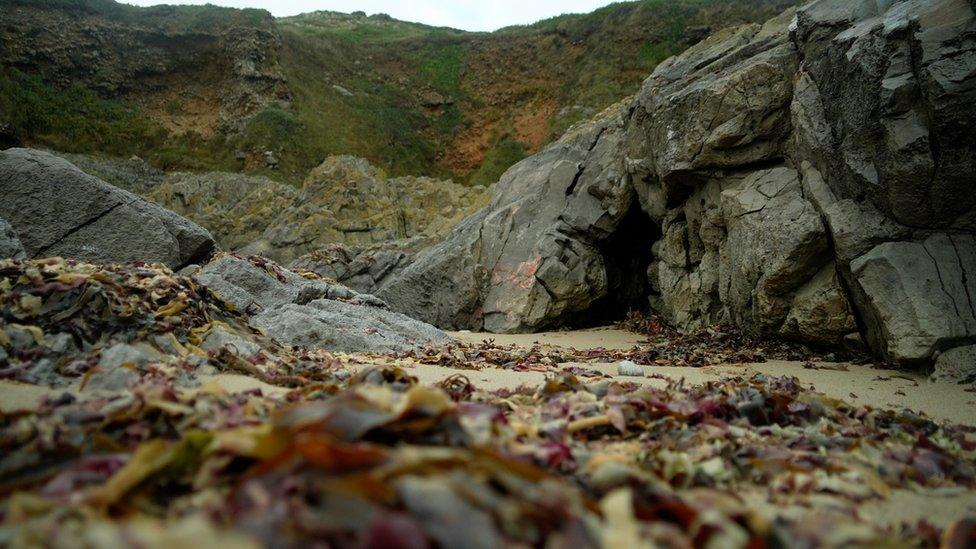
[572,201,659,327]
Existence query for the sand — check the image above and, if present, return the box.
[3,328,973,426]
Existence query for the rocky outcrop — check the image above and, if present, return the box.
[236,156,491,264]
[379,0,976,369]
[59,154,492,265]
[0,149,216,268]
[0,1,289,135]
[381,105,637,332]
[192,255,451,353]
[290,238,428,296]
[851,234,976,365]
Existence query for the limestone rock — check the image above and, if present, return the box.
[193,255,379,313]
[792,0,976,228]
[823,199,911,263]
[0,149,216,268]
[851,233,976,364]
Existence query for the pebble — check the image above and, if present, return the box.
[617,360,644,377]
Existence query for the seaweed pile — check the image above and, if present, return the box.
[2,259,975,547]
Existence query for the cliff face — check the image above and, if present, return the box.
[1,0,288,137]
[377,0,976,373]
[0,0,796,182]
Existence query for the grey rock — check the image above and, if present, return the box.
[0,149,216,268]
[0,217,25,260]
[201,326,261,358]
[43,333,76,355]
[779,264,858,346]
[252,298,451,353]
[195,255,450,353]
[193,255,369,313]
[823,199,910,263]
[932,345,976,384]
[381,105,635,333]
[793,0,976,228]
[851,233,976,364]
[87,343,157,391]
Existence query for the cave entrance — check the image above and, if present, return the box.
[572,201,659,327]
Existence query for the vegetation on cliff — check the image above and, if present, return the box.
[0,0,796,185]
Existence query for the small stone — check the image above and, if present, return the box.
[617,360,644,377]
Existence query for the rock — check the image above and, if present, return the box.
[932,345,976,384]
[194,254,450,353]
[290,238,427,296]
[779,264,858,346]
[377,0,975,368]
[793,0,976,228]
[0,217,25,260]
[0,149,216,268]
[50,151,165,195]
[381,105,636,332]
[193,255,371,313]
[617,360,644,377]
[252,299,451,353]
[201,326,261,358]
[823,199,910,263]
[122,156,491,265]
[851,233,976,364]
[87,343,157,391]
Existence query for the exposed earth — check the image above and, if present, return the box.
[2,0,976,547]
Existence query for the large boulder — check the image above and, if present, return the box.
[0,148,216,268]
[194,255,450,353]
[851,233,976,364]
[380,104,638,332]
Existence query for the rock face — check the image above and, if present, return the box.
[0,149,216,268]
[380,0,976,369]
[290,238,427,296]
[193,255,451,353]
[851,234,976,365]
[236,156,491,264]
[0,2,289,135]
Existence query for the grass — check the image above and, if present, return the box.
[469,135,528,187]
[417,43,467,96]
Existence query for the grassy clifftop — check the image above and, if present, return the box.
[0,0,796,185]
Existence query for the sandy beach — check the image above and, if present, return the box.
[4,328,973,426]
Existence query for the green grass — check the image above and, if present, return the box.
[0,68,237,172]
[417,43,467,96]
[0,68,162,157]
[469,136,528,187]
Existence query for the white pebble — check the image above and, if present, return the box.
[617,360,644,377]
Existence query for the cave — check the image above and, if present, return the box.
[571,201,660,327]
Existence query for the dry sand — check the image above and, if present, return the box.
[2,328,973,426]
